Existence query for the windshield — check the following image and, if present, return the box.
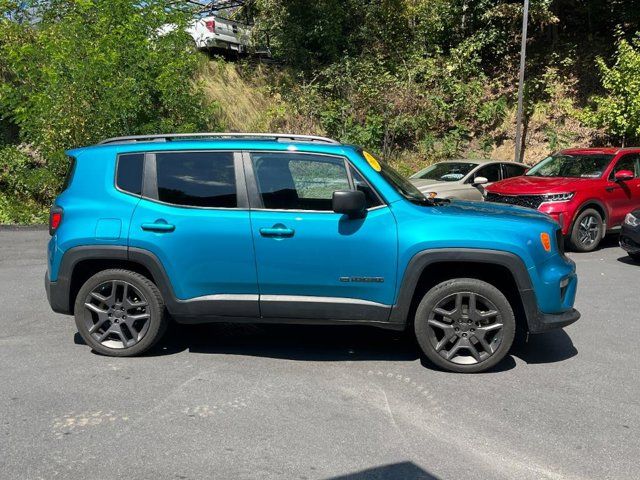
[361,151,428,204]
[412,162,477,182]
[526,154,614,178]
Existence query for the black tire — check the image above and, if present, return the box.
[414,278,516,373]
[569,208,604,252]
[74,269,168,357]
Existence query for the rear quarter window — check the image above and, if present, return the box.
[116,153,144,196]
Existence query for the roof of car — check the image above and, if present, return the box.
[66,133,351,157]
[560,147,640,155]
[438,159,524,165]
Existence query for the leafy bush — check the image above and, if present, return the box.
[0,0,219,223]
[583,34,640,145]
[0,145,52,223]
[0,0,218,154]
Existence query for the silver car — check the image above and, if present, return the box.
[410,159,528,201]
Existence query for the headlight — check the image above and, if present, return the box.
[625,212,640,227]
[542,192,575,203]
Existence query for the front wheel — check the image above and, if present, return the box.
[74,269,168,357]
[414,278,516,373]
[569,208,604,252]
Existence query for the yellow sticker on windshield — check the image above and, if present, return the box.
[363,151,382,172]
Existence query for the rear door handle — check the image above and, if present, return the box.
[606,187,617,192]
[141,222,175,233]
[259,225,295,238]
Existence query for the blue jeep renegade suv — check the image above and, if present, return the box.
[45,133,579,373]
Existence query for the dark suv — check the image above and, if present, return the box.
[45,133,579,373]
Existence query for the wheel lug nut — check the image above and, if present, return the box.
[471,328,475,332]
[462,333,467,337]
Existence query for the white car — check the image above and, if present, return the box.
[410,159,528,201]
[188,14,251,53]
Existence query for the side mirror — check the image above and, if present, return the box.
[472,176,489,186]
[615,170,634,182]
[332,190,366,219]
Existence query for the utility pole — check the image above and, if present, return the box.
[514,0,529,163]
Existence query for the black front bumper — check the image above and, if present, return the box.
[520,289,580,334]
[620,223,640,254]
[528,307,581,334]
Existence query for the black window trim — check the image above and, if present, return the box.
[125,149,249,210]
[242,150,387,213]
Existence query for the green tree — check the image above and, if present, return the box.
[0,0,219,223]
[0,0,217,155]
[584,34,640,145]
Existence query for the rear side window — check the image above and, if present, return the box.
[116,153,144,195]
[155,151,236,208]
[502,163,527,179]
[61,156,76,192]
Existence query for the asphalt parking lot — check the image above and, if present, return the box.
[1,228,638,480]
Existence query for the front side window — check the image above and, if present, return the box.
[502,163,527,179]
[526,154,614,179]
[155,152,236,208]
[611,154,639,179]
[351,168,383,208]
[412,162,478,182]
[474,164,501,183]
[116,153,144,195]
[251,153,350,211]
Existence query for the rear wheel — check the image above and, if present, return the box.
[569,208,604,252]
[74,269,167,357]
[414,278,516,373]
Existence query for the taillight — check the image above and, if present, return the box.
[49,206,63,236]
[205,19,215,32]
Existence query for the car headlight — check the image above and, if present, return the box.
[625,212,640,227]
[542,192,574,203]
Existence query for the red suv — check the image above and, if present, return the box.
[485,148,640,251]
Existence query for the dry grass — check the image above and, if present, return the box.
[198,60,323,134]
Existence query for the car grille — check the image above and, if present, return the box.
[485,192,545,210]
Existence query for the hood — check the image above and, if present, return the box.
[436,199,558,228]
[486,175,596,195]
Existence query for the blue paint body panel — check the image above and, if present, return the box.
[48,138,577,318]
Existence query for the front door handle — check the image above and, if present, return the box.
[259,224,295,238]
[141,221,175,233]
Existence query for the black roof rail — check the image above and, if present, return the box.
[97,132,341,145]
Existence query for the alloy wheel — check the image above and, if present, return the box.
[82,280,151,349]
[578,214,600,247]
[426,292,504,365]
